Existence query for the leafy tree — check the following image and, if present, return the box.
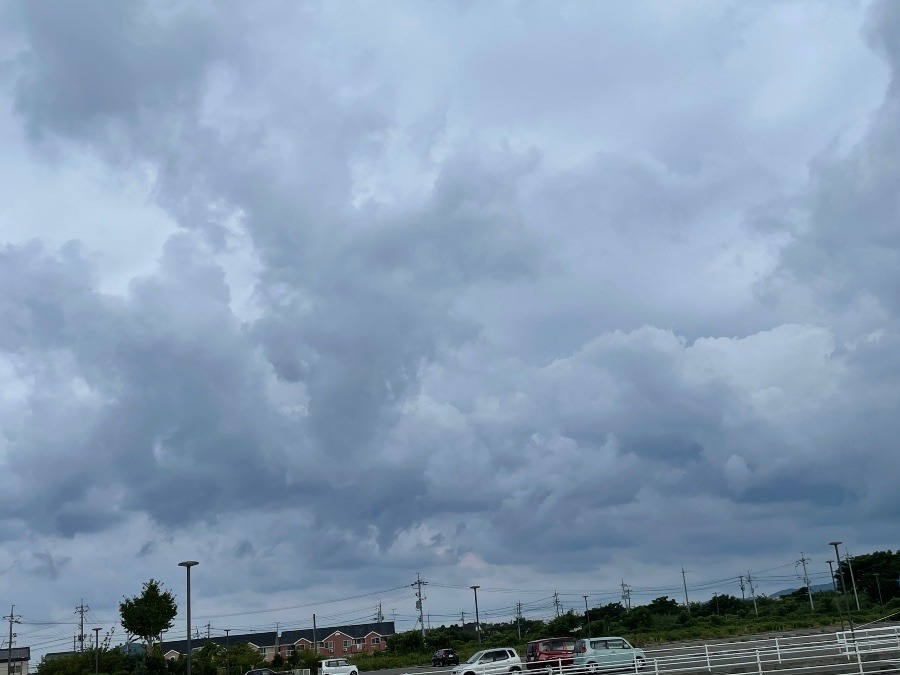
[120,579,179,656]
[225,643,265,675]
[387,630,425,654]
[838,550,900,604]
[647,597,680,615]
[38,648,136,675]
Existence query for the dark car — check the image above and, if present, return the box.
[433,649,460,667]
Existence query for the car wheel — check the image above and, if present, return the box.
[509,668,521,673]
[634,657,645,671]
[587,663,598,674]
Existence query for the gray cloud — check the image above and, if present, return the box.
[0,0,898,661]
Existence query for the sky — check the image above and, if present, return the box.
[1,0,899,663]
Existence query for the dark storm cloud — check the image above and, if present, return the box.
[10,0,225,147]
[0,237,296,535]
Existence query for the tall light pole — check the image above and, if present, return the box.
[470,586,481,646]
[225,628,231,675]
[583,596,592,638]
[829,542,855,644]
[179,561,199,675]
[93,627,102,675]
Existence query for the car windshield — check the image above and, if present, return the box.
[466,651,486,664]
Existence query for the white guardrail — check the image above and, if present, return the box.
[570,625,900,675]
[407,626,900,675]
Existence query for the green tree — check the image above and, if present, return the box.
[120,579,179,656]
[386,630,425,654]
[226,643,265,675]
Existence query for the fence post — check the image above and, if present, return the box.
[755,650,762,675]
[775,637,781,664]
[855,642,864,675]
[704,644,711,672]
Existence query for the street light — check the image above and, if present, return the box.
[829,542,855,645]
[93,627,102,675]
[225,628,231,675]
[583,596,592,638]
[179,561,199,675]
[471,586,481,646]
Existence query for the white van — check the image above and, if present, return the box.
[572,638,646,671]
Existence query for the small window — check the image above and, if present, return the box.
[372,637,381,644]
[325,641,334,649]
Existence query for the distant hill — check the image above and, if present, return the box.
[770,583,834,597]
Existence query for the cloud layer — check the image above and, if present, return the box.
[1,0,898,657]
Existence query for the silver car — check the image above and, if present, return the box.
[452,648,523,675]
[572,638,646,672]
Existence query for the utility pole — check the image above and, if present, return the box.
[5,606,20,675]
[75,601,88,653]
[412,574,428,638]
[682,567,691,615]
[875,574,884,606]
[738,575,746,601]
[830,541,855,645]
[747,572,759,618]
[583,596,592,637]
[460,611,465,626]
[93,627,102,675]
[620,580,632,612]
[313,614,317,655]
[826,561,838,591]
[845,547,861,611]
[553,591,562,618]
[471,586,481,646]
[713,593,719,616]
[515,602,522,640]
[374,602,384,629]
[797,552,815,610]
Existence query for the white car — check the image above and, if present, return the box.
[318,658,359,675]
[452,648,523,675]
[572,638,646,672]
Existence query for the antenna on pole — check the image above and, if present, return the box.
[412,574,428,638]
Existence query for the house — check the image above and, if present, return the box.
[161,622,394,662]
[0,647,29,675]
[280,622,394,659]
[162,631,278,661]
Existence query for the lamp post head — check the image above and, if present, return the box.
[470,585,479,591]
[179,561,199,568]
[828,541,842,547]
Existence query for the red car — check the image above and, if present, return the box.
[524,638,575,671]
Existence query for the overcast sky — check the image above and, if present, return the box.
[1,0,899,662]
